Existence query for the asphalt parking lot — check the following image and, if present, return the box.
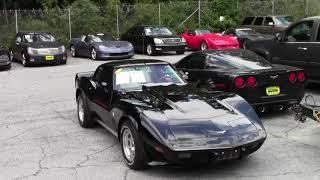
[1,53,320,180]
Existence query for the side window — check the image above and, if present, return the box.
[15,36,22,43]
[84,36,91,43]
[242,17,254,25]
[264,17,274,26]
[189,54,206,69]
[80,35,85,42]
[94,67,104,82]
[176,56,191,69]
[286,21,313,42]
[254,17,263,25]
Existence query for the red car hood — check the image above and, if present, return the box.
[202,33,238,46]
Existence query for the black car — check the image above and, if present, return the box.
[175,49,305,112]
[222,28,274,49]
[0,46,11,70]
[70,33,134,60]
[10,32,67,67]
[247,16,320,83]
[75,59,267,169]
[121,25,187,56]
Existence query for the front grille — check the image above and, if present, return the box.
[162,38,181,44]
[37,48,60,55]
[110,52,129,56]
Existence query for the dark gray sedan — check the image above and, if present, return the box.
[0,46,11,70]
[70,33,134,60]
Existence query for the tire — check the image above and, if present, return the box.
[176,50,185,55]
[200,41,208,51]
[120,120,148,170]
[70,45,76,57]
[77,94,94,128]
[21,53,29,67]
[91,47,97,60]
[146,44,155,56]
[6,64,11,70]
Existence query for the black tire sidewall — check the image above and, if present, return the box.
[77,94,93,128]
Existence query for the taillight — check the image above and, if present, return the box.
[234,77,245,88]
[247,76,257,87]
[297,71,305,81]
[288,72,296,82]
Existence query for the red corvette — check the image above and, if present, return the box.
[180,29,239,50]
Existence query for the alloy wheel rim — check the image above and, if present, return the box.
[122,128,135,162]
[147,45,152,55]
[71,46,75,56]
[22,54,26,65]
[201,42,207,50]
[91,49,96,59]
[10,51,13,60]
[78,98,84,123]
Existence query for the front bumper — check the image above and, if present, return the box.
[154,44,187,52]
[28,53,67,64]
[97,50,134,60]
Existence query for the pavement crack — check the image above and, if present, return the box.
[123,168,130,180]
[5,125,46,141]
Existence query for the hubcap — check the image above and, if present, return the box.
[78,97,84,123]
[147,45,152,55]
[201,42,207,50]
[91,49,96,59]
[122,128,135,162]
[71,46,75,56]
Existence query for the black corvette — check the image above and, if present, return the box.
[223,28,274,49]
[0,46,11,70]
[70,33,134,60]
[75,59,266,169]
[121,25,187,56]
[11,32,67,67]
[175,49,305,112]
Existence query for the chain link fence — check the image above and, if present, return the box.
[0,0,319,49]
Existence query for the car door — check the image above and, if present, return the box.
[262,16,275,34]
[91,66,114,128]
[12,34,23,61]
[305,21,320,80]
[252,17,264,33]
[75,35,86,56]
[184,30,198,49]
[271,20,314,72]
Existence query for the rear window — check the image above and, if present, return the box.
[206,50,272,70]
[254,17,264,25]
[242,17,255,25]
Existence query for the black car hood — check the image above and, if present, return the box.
[29,41,63,48]
[95,41,131,47]
[121,84,265,150]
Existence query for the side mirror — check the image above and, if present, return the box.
[275,33,282,41]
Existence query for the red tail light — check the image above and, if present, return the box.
[247,76,257,87]
[297,71,305,81]
[288,72,296,82]
[234,77,245,88]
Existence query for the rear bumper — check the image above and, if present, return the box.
[153,44,187,52]
[28,53,67,64]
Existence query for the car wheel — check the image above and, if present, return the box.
[146,44,155,56]
[77,94,94,128]
[176,50,185,55]
[91,48,97,60]
[200,41,208,50]
[70,45,76,57]
[120,120,148,170]
[7,64,11,70]
[60,60,67,65]
[21,53,29,67]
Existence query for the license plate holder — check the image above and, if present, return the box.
[45,55,54,61]
[266,86,280,96]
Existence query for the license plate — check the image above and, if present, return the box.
[45,55,54,61]
[266,86,280,96]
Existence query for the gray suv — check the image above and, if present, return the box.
[241,16,294,34]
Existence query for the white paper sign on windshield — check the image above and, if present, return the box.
[115,71,146,85]
[116,71,130,85]
[130,71,146,83]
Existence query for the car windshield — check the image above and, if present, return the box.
[195,29,211,35]
[236,29,258,36]
[274,16,294,25]
[91,34,114,42]
[114,64,185,91]
[144,27,173,36]
[24,33,55,43]
[207,50,272,70]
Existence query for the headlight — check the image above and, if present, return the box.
[181,37,186,43]
[27,47,38,55]
[0,54,9,61]
[128,43,133,49]
[154,38,163,44]
[99,45,109,51]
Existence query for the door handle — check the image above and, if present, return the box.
[298,47,308,51]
